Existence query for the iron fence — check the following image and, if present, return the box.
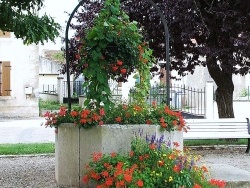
[40,84,57,94]
[130,84,205,116]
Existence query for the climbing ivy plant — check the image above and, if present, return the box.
[79,0,155,110]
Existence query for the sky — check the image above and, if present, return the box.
[39,0,79,54]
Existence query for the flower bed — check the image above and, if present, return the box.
[83,135,226,188]
[54,123,182,187]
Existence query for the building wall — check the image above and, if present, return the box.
[0,33,39,117]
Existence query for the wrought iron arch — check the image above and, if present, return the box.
[65,0,170,111]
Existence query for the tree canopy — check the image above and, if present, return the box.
[62,0,250,117]
[0,0,61,44]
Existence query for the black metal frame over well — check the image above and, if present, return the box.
[65,0,170,111]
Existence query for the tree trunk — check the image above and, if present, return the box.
[206,56,234,118]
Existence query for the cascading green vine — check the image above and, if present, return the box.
[79,0,155,110]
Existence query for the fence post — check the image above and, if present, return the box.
[205,81,214,119]
[57,77,64,104]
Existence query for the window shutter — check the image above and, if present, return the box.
[0,31,11,38]
[1,61,11,96]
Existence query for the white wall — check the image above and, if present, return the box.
[0,36,39,117]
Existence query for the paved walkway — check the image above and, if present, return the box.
[0,117,55,144]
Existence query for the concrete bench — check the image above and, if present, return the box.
[183,118,250,153]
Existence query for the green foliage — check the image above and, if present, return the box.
[0,0,60,44]
[82,136,226,188]
[79,0,155,110]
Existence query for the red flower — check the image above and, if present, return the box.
[149,143,156,150]
[58,106,66,116]
[99,108,105,116]
[173,165,181,173]
[137,180,144,187]
[112,65,119,72]
[99,121,103,126]
[75,54,80,60]
[173,142,180,147]
[193,183,202,188]
[115,117,122,123]
[70,110,78,117]
[124,174,132,182]
[120,68,127,74]
[129,151,134,157]
[117,60,123,66]
[105,177,113,186]
[111,152,117,157]
[44,111,50,117]
[101,171,109,177]
[209,179,226,188]
[82,175,89,184]
[80,118,87,124]
[152,100,157,107]
[146,119,152,124]
[92,152,103,162]
[139,155,144,161]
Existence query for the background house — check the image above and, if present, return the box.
[0,31,39,117]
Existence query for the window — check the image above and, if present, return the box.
[0,31,11,38]
[0,61,11,96]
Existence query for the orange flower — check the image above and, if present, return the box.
[111,152,117,157]
[137,180,144,187]
[201,165,208,172]
[149,143,156,150]
[98,121,103,126]
[129,151,134,157]
[70,110,78,117]
[173,165,181,173]
[172,120,178,125]
[139,155,144,161]
[115,117,122,123]
[120,68,127,74]
[117,60,123,66]
[134,105,142,111]
[158,160,164,167]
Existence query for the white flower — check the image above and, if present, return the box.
[100,102,104,106]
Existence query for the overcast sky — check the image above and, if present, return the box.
[39,0,79,53]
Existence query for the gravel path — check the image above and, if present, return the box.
[0,148,250,188]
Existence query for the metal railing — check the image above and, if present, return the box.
[63,81,86,98]
[40,84,57,94]
[130,84,205,116]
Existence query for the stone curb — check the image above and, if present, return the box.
[0,153,55,158]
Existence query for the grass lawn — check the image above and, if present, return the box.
[0,143,55,155]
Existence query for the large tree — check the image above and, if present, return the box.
[63,0,250,118]
[0,0,60,44]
